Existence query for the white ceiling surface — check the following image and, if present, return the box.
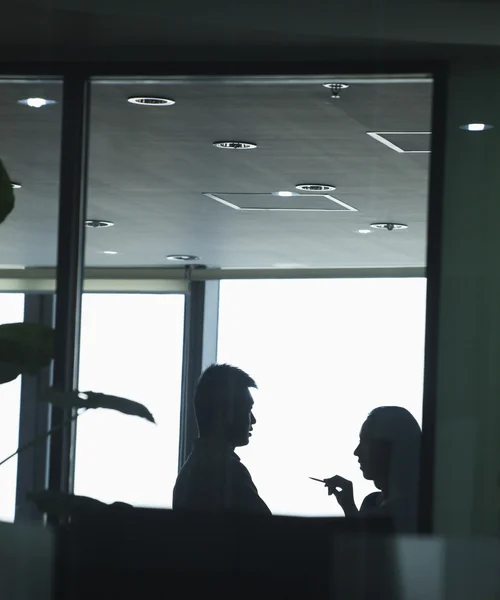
[0,79,431,269]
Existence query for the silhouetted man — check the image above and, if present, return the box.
[173,363,271,515]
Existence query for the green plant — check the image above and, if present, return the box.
[0,322,54,384]
[0,159,153,519]
[0,159,15,225]
[0,321,156,517]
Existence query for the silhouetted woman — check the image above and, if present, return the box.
[324,406,421,533]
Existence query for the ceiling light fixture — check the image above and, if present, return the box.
[85,220,114,228]
[213,141,257,150]
[273,262,305,268]
[166,254,200,261]
[101,250,118,255]
[323,83,349,90]
[371,223,408,231]
[323,83,349,99]
[18,98,56,108]
[127,96,175,106]
[274,191,295,197]
[296,183,336,192]
[459,123,493,132]
[10,182,21,189]
[358,229,371,234]
[0,264,25,269]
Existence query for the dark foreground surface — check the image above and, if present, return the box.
[56,509,393,600]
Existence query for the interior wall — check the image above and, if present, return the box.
[433,59,500,536]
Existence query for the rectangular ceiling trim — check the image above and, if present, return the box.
[367,131,431,154]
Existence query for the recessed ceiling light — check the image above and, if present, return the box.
[322,83,349,99]
[18,98,56,108]
[10,182,21,189]
[274,191,295,197]
[101,250,118,255]
[127,96,175,106]
[85,220,114,228]
[296,183,336,192]
[371,223,408,231]
[213,141,257,150]
[166,254,200,261]
[459,123,493,132]
[358,229,371,234]
[322,83,349,90]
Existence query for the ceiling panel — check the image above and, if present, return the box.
[0,77,433,269]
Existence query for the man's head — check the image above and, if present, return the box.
[194,364,257,447]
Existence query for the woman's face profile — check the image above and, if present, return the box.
[354,419,391,483]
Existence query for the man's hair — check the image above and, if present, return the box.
[194,363,257,436]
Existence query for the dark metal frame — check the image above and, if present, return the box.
[15,294,54,522]
[1,61,446,533]
[0,61,440,77]
[48,76,90,520]
[418,66,448,534]
[179,274,220,469]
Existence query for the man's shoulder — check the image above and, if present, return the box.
[175,441,238,483]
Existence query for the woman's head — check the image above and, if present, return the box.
[354,406,421,492]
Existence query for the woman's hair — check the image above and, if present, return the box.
[365,406,422,494]
[364,406,422,532]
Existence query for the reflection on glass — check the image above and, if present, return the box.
[0,78,61,522]
[74,294,185,508]
[0,80,62,267]
[217,279,426,517]
[0,294,25,522]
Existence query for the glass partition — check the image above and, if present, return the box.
[80,74,432,529]
[84,76,431,271]
[0,77,62,521]
[0,294,25,522]
[73,293,185,508]
[0,79,62,269]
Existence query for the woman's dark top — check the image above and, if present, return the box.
[359,491,417,533]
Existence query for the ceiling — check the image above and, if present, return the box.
[3,0,500,62]
[0,76,432,269]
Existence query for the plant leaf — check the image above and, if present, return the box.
[0,159,15,225]
[40,389,156,423]
[27,491,106,517]
[0,323,54,383]
[0,363,24,384]
[85,392,156,423]
[28,491,133,518]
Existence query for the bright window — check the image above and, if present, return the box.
[74,294,185,508]
[0,294,25,522]
[217,279,426,517]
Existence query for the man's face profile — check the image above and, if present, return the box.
[230,388,255,447]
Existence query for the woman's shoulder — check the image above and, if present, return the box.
[360,491,383,512]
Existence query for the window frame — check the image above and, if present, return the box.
[0,61,446,533]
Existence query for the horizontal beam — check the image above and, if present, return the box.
[0,269,188,293]
[194,267,426,280]
[95,75,432,85]
[0,267,426,291]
